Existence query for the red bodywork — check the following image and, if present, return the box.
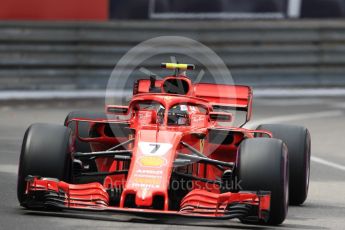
[24,74,272,221]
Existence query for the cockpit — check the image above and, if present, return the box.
[167,104,190,126]
[131,99,207,127]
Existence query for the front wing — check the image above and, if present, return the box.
[23,176,270,222]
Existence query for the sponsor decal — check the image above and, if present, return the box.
[139,156,166,167]
[131,169,163,189]
[138,142,172,156]
[133,177,161,185]
[137,142,172,167]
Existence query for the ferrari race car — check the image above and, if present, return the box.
[17,63,311,225]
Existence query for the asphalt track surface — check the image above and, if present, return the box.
[0,97,345,230]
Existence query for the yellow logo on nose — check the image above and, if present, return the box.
[139,156,165,167]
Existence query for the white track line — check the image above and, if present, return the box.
[311,156,345,172]
[254,88,345,97]
[245,110,344,128]
[0,137,22,142]
[0,164,17,174]
[246,110,345,172]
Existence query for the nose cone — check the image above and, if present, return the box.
[121,130,182,209]
[135,188,153,207]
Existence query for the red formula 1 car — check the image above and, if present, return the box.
[17,63,311,225]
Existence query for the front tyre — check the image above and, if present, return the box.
[17,123,72,206]
[237,138,289,225]
[257,124,311,205]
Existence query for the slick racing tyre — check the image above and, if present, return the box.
[237,138,289,225]
[17,124,72,205]
[64,111,106,152]
[64,111,107,175]
[257,124,311,205]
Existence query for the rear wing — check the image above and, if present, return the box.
[193,83,253,121]
[133,79,253,123]
[193,83,253,125]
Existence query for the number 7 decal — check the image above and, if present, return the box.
[149,143,161,153]
[139,142,172,156]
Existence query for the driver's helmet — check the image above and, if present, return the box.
[167,105,190,126]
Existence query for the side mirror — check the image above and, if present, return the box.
[106,105,129,115]
[209,112,232,122]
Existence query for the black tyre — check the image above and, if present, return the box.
[64,111,106,152]
[17,123,72,205]
[237,138,289,225]
[257,124,311,205]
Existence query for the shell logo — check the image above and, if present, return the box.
[139,156,166,167]
[133,177,161,185]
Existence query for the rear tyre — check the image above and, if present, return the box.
[65,111,107,177]
[64,111,106,152]
[257,124,311,205]
[17,123,72,205]
[237,138,289,225]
